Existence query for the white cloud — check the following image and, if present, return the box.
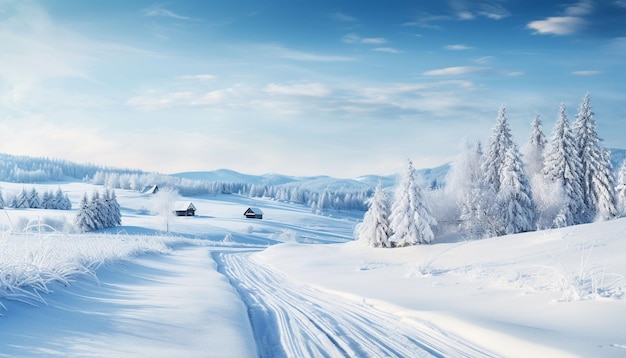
[343,33,388,45]
[472,56,493,64]
[258,44,354,62]
[178,74,217,81]
[372,47,403,54]
[565,0,593,16]
[445,44,473,51]
[142,5,192,20]
[477,3,511,20]
[527,1,592,36]
[572,70,601,76]
[264,83,331,97]
[423,66,484,76]
[449,1,510,21]
[527,16,586,35]
[330,12,356,23]
[362,37,387,45]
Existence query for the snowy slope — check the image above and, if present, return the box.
[2,178,626,357]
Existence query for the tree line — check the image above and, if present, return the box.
[356,93,622,247]
[0,187,72,210]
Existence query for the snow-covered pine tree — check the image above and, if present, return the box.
[482,105,515,194]
[42,190,53,209]
[524,114,547,177]
[497,145,536,234]
[543,103,586,227]
[108,189,122,226]
[355,183,392,247]
[617,159,626,215]
[0,189,4,209]
[28,188,41,208]
[55,188,71,210]
[446,140,484,203]
[90,191,105,230]
[480,105,535,236]
[573,93,617,221]
[446,140,491,239]
[389,160,437,246]
[14,188,29,208]
[75,193,96,232]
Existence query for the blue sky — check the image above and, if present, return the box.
[0,0,624,177]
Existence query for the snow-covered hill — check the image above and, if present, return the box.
[1,177,626,357]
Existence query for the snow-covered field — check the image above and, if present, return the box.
[1,180,626,357]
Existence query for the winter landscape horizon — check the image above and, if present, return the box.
[1,110,626,357]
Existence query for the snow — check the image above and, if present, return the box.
[1,179,626,357]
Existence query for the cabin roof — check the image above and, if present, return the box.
[174,201,196,211]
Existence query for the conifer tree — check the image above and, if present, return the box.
[573,93,617,221]
[28,188,41,209]
[55,188,71,210]
[14,188,29,208]
[355,183,392,247]
[524,114,547,177]
[75,193,96,232]
[42,190,53,209]
[482,105,515,194]
[543,103,585,227]
[479,105,536,236]
[389,160,437,246]
[498,146,536,234]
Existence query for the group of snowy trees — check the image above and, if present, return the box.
[354,160,437,247]
[357,93,620,247]
[0,187,71,210]
[246,184,370,213]
[449,93,617,239]
[74,189,121,232]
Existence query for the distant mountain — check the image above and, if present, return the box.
[172,170,374,192]
[172,163,452,192]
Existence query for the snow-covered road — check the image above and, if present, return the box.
[215,250,494,358]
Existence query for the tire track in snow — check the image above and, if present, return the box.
[214,250,494,358]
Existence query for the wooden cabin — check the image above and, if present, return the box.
[174,201,196,216]
[244,207,263,219]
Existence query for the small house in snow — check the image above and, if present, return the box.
[173,201,196,216]
[244,207,263,219]
[142,185,159,194]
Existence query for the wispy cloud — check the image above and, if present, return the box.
[527,0,592,35]
[472,56,493,64]
[343,33,387,45]
[372,47,403,54]
[527,16,586,35]
[445,44,473,51]
[423,66,485,76]
[258,44,354,62]
[264,83,331,97]
[178,74,217,81]
[330,12,356,22]
[142,5,192,20]
[572,70,602,76]
[362,37,387,45]
[449,1,510,21]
